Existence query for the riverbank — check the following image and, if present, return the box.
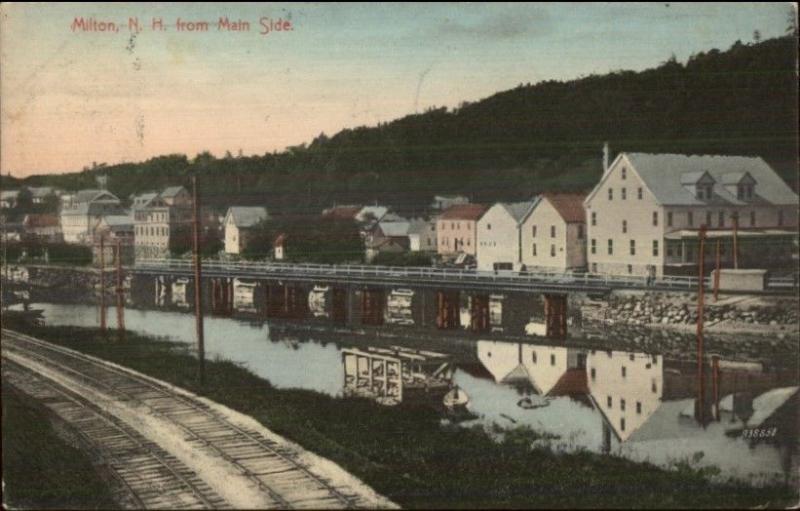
[1,382,120,510]
[3,320,795,509]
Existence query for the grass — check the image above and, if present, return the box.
[1,382,120,510]
[5,321,797,509]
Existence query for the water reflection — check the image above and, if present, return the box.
[18,302,798,485]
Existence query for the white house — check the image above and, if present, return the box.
[407,217,437,252]
[224,206,269,255]
[476,200,537,271]
[520,193,587,272]
[60,189,125,243]
[584,152,799,277]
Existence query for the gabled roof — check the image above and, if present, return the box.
[322,205,362,220]
[377,221,410,238]
[132,192,159,209]
[225,206,269,228]
[160,186,186,198]
[356,206,388,223]
[274,233,287,246]
[501,199,538,224]
[720,171,756,185]
[541,193,587,223]
[438,203,487,221]
[679,170,714,185]
[624,153,797,206]
[28,186,56,198]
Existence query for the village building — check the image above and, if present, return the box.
[60,189,125,244]
[431,195,469,211]
[93,214,135,266]
[584,153,799,277]
[22,214,62,242]
[133,186,193,260]
[407,217,438,252]
[273,233,287,260]
[476,200,537,271]
[436,204,488,258]
[365,218,411,262]
[28,186,60,204]
[520,193,587,272]
[0,190,21,209]
[224,206,269,255]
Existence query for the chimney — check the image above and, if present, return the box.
[602,142,610,175]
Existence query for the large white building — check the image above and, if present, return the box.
[520,193,587,272]
[584,153,799,277]
[476,200,537,271]
[60,189,125,244]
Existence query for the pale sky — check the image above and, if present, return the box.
[0,2,793,177]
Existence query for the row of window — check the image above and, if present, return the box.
[590,209,782,229]
[531,244,557,257]
[440,237,470,247]
[440,222,472,231]
[529,225,585,239]
[604,395,644,415]
[135,225,169,237]
[590,239,659,256]
[608,187,644,201]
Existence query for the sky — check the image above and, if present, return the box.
[0,2,794,177]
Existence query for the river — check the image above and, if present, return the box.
[13,302,799,487]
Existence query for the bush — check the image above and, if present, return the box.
[372,251,433,267]
[0,241,92,266]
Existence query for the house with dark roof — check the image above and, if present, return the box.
[520,193,587,272]
[476,199,538,271]
[584,152,799,277]
[224,206,269,255]
[436,204,488,257]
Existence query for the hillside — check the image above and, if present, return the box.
[3,35,797,215]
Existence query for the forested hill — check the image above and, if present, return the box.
[5,35,797,214]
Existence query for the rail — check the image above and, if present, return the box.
[133,258,720,291]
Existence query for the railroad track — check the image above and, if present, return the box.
[2,360,229,509]
[1,329,394,509]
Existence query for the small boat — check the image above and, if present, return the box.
[443,385,470,410]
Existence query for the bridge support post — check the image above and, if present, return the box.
[544,294,567,339]
[436,290,460,330]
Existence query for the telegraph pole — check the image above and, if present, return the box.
[192,175,206,385]
[99,235,107,334]
[115,239,125,339]
[713,239,720,302]
[696,224,707,425]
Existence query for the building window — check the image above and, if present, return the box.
[652,211,658,226]
[750,211,756,227]
[487,223,491,230]
[621,366,627,378]
[637,187,643,200]
[591,212,597,226]
[621,188,627,200]
[549,225,556,238]
[667,212,673,227]
[532,225,537,237]
[621,167,627,180]
[652,379,657,393]
[550,354,556,366]
[550,244,556,257]
[636,402,642,414]
[532,243,537,256]
[718,211,724,228]
[592,263,597,273]
[590,368,596,380]
[451,223,455,230]
[608,239,613,255]
[608,188,613,201]
[532,351,537,364]
[577,225,584,239]
[706,211,712,227]
[591,239,596,254]
[653,240,659,257]
[621,399,626,411]
[778,210,784,227]
[607,396,612,408]
[629,240,636,255]
[620,418,626,431]
[688,211,694,226]
[622,220,627,234]
[441,223,446,231]
[627,264,633,274]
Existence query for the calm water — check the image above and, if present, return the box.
[17,303,800,486]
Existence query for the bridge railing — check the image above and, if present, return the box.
[135,258,714,291]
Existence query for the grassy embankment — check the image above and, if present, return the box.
[1,382,120,509]
[5,321,797,509]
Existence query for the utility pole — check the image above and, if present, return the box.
[115,239,125,339]
[732,213,739,269]
[192,175,205,385]
[713,239,720,302]
[99,235,107,334]
[712,355,720,422]
[696,224,706,426]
